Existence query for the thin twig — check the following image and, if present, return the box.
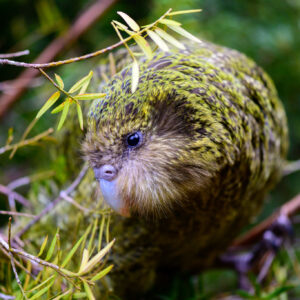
[283,159,300,176]
[0,292,15,300]
[0,128,54,155]
[231,194,300,248]
[0,0,117,119]
[60,192,91,213]
[13,164,89,239]
[0,9,171,70]
[0,211,35,218]
[0,50,29,59]
[7,219,28,299]
[0,184,31,207]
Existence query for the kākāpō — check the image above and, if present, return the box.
[81,40,288,297]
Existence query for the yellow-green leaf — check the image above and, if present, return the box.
[52,289,72,300]
[78,248,89,273]
[78,239,115,275]
[57,100,71,131]
[147,30,169,52]
[168,9,202,16]
[91,264,114,281]
[28,279,55,300]
[155,28,185,50]
[61,228,87,268]
[54,73,64,89]
[112,20,128,31]
[36,91,60,119]
[158,19,181,26]
[131,59,139,93]
[51,101,66,114]
[45,229,59,261]
[167,25,202,43]
[117,11,140,32]
[76,103,83,130]
[26,275,55,293]
[133,35,153,60]
[69,71,93,93]
[74,93,106,100]
[83,281,96,300]
[37,235,48,257]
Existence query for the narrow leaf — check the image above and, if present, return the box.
[28,279,55,300]
[61,231,87,268]
[79,239,115,275]
[69,71,93,93]
[83,281,96,300]
[26,275,55,293]
[51,101,65,114]
[37,235,48,257]
[133,35,153,60]
[131,59,139,93]
[76,103,83,130]
[168,9,202,16]
[57,100,70,131]
[74,93,106,100]
[147,30,169,52]
[117,11,140,32]
[78,248,89,273]
[91,264,114,281]
[158,19,181,26]
[36,91,60,119]
[52,289,72,300]
[54,73,64,89]
[155,28,185,50]
[112,20,128,31]
[168,25,202,43]
[45,229,59,261]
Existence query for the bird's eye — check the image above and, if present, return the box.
[126,131,142,148]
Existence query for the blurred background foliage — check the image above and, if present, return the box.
[1,0,300,298]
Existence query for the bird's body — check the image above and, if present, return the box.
[82,41,288,297]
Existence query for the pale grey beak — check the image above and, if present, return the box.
[93,165,130,216]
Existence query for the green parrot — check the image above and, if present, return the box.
[80,40,288,297]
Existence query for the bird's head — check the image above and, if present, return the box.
[83,50,234,217]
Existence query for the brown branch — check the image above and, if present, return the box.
[0,184,31,207]
[0,0,117,119]
[231,193,300,248]
[13,164,89,239]
[0,50,29,59]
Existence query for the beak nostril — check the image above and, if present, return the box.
[93,164,117,181]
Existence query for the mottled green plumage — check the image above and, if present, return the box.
[81,41,288,297]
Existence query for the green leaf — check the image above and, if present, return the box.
[51,101,65,114]
[147,30,169,52]
[168,9,202,16]
[37,235,48,257]
[76,103,83,130]
[117,11,140,32]
[57,100,71,131]
[61,231,87,268]
[74,93,106,100]
[26,275,55,294]
[69,71,93,93]
[83,281,96,300]
[158,19,181,26]
[51,289,72,300]
[131,59,139,93]
[133,35,153,60]
[264,285,294,299]
[78,248,90,273]
[78,239,115,275]
[36,91,60,119]
[45,229,59,261]
[155,28,185,50]
[28,279,55,300]
[167,25,202,43]
[91,264,114,281]
[54,73,64,89]
[112,20,128,31]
